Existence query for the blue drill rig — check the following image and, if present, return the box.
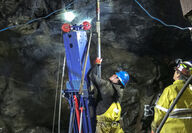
[61,22,93,133]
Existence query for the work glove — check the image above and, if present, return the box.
[95,57,102,64]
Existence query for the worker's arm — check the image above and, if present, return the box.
[88,64,108,87]
[151,86,172,132]
[89,57,105,86]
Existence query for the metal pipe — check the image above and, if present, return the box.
[156,75,192,133]
[68,99,75,133]
[79,107,84,133]
[96,0,101,78]
[58,55,66,133]
[52,54,61,133]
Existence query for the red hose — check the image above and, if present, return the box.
[73,95,80,130]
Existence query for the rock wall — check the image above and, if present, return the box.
[0,0,192,132]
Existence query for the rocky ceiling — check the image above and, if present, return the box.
[0,0,192,133]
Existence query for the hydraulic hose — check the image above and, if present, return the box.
[79,31,92,94]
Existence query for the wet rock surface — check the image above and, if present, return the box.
[0,0,192,132]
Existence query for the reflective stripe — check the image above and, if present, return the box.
[169,116,192,119]
[189,84,192,91]
[155,106,192,119]
[156,105,192,113]
[170,108,192,119]
[155,105,168,112]
[173,108,192,112]
[156,105,192,120]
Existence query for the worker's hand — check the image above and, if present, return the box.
[95,57,102,64]
[151,130,154,133]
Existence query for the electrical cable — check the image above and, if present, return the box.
[1,0,192,32]
[0,0,76,32]
[134,0,192,30]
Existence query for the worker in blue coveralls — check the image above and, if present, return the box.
[88,58,129,133]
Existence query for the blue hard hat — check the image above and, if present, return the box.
[116,71,129,87]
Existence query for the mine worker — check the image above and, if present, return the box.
[151,61,192,133]
[88,58,129,133]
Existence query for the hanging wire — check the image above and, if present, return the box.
[58,51,66,133]
[51,29,66,133]
[134,0,192,30]
[51,0,66,131]
[0,0,77,32]
[57,3,67,132]
[1,0,192,32]
[52,49,61,133]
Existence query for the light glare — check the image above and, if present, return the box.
[63,11,76,22]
